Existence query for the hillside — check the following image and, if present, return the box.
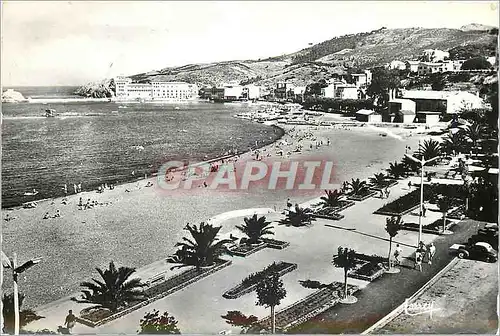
[79,26,498,92]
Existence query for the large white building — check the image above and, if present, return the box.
[114,77,198,101]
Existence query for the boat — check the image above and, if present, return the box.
[44,109,56,117]
[23,189,39,196]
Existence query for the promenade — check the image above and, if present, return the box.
[25,171,476,334]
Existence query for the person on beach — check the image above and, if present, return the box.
[78,197,83,207]
[78,183,82,193]
[427,242,436,265]
[422,204,427,217]
[63,184,68,195]
[64,310,76,333]
[408,181,412,190]
[54,209,61,218]
[394,244,403,266]
[43,212,50,219]
[73,184,77,194]
[286,198,292,211]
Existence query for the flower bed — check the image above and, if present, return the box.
[374,189,423,216]
[311,207,345,221]
[347,190,377,201]
[76,259,232,327]
[260,238,290,250]
[328,200,355,212]
[369,179,399,191]
[448,205,466,220]
[222,261,297,299]
[400,218,456,235]
[258,282,359,331]
[228,241,267,257]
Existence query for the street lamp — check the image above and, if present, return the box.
[405,154,439,246]
[2,252,42,335]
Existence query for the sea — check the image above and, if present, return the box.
[2,86,283,208]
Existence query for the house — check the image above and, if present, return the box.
[114,77,198,101]
[388,60,407,70]
[224,86,244,100]
[389,98,416,114]
[416,111,441,125]
[243,85,261,100]
[336,84,358,99]
[400,90,484,115]
[321,82,358,99]
[422,49,450,62]
[289,86,306,101]
[355,109,381,123]
[275,82,293,100]
[417,62,453,75]
[351,70,372,88]
[405,61,420,73]
[451,60,467,71]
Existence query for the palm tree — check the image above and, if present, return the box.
[437,196,454,234]
[401,155,420,175]
[385,216,403,270]
[71,261,145,313]
[236,214,274,245]
[167,222,233,270]
[442,131,468,156]
[256,272,287,334]
[369,173,387,189]
[348,178,368,195]
[465,122,485,150]
[332,247,357,303]
[387,161,405,179]
[279,205,315,227]
[2,293,44,334]
[418,139,442,164]
[317,189,343,208]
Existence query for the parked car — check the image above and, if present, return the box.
[450,242,498,262]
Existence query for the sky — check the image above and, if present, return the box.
[1,1,499,86]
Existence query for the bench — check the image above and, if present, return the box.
[145,273,166,287]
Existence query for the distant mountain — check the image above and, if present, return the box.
[79,26,498,93]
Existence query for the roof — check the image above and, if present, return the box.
[389,98,415,104]
[399,109,415,115]
[405,61,420,65]
[356,109,377,115]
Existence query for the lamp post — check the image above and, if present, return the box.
[405,154,439,246]
[2,252,42,335]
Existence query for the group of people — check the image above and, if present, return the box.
[97,182,114,193]
[78,197,110,210]
[392,241,436,272]
[43,209,61,219]
[63,183,83,195]
[414,241,436,271]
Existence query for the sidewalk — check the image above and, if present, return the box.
[290,218,485,334]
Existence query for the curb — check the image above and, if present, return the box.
[361,257,459,334]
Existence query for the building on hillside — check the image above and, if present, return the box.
[416,111,441,125]
[355,109,381,123]
[289,86,306,101]
[417,62,453,75]
[388,60,407,70]
[243,85,261,100]
[336,84,358,99]
[450,60,467,71]
[400,90,484,115]
[351,70,372,88]
[275,82,293,100]
[422,49,450,62]
[114,77,198,101]
[224,86,244,100]
[389,98,417,123]
[321,81,358,99]
[405,61,420,73]
[487,56,497,66]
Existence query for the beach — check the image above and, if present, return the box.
[2,121,426,310]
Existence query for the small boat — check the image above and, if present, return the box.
[174,107,180,110]
[23,189,39,196]
[44,109,56,117]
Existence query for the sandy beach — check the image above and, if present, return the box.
[2,121,428,310]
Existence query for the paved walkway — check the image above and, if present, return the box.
[290,219,485,334]
[25,176,477,334]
